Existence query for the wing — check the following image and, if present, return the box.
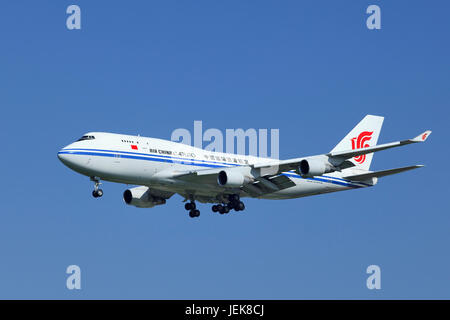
[253,130,432,174]
[241,174,296,196]
[328,130,431,159]
[160,130,430,197]
[169,166,295,197]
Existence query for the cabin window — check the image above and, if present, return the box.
[77,135,95,141]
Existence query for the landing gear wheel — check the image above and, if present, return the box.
[91,177,103,198]
[223,206,230,214]
[212,205,218,212]
[236,201,245,211]
[230,200,239,209]
[189,209,200,218]
[92,189,103,198]
[185,202,196,210]
[218,205,225,214]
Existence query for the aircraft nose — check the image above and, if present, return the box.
[57,148,70,164]
[57,142,77,165]
[57,144,91,173]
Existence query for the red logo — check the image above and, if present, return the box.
[131,145,138,150]
[422,133,428,141]
[351,131,373,164]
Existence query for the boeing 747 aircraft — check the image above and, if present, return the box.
[57,115,431,218]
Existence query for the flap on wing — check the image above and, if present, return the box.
[242,174,296,196]
[344,165,424,181]
[269,174,296,189]
[147,187,175,199]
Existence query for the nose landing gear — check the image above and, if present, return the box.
[92,189,103,198]
[91,177,103,198]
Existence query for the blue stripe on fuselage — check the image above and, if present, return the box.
[60,148,241,167]
[58,149,369,189]
[58,150,228,168]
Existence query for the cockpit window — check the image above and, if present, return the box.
[77,135,95,141]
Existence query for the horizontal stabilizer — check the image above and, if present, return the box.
[344,165,424,181]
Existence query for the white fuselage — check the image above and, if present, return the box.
[57,132,373,202]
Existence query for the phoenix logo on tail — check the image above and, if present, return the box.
[351,131,373,164]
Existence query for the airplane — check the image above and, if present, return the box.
[57,115,431,218]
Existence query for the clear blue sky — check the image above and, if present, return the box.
[0,1,448,299]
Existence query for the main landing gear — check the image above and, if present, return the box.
[185,201,200,218]
[91,177,103,198]
[211,194,245,215]
[184,195,244,218]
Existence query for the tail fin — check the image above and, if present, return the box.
[330,115,384,171]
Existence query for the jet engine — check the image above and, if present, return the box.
[123,186,166,208]
[217,169,250,188]
[299,158,336,177]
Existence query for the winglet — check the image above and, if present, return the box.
[411,130,432,142]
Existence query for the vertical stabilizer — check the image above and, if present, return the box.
[330,115,384,171]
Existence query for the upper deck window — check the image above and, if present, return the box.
[77,135,95,141]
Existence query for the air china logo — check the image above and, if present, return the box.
[351,131,373,164]
[422,133,428,141]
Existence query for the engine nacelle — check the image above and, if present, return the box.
[123,186,166,208]
[299,158,335,177]
[217,169,249,188]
